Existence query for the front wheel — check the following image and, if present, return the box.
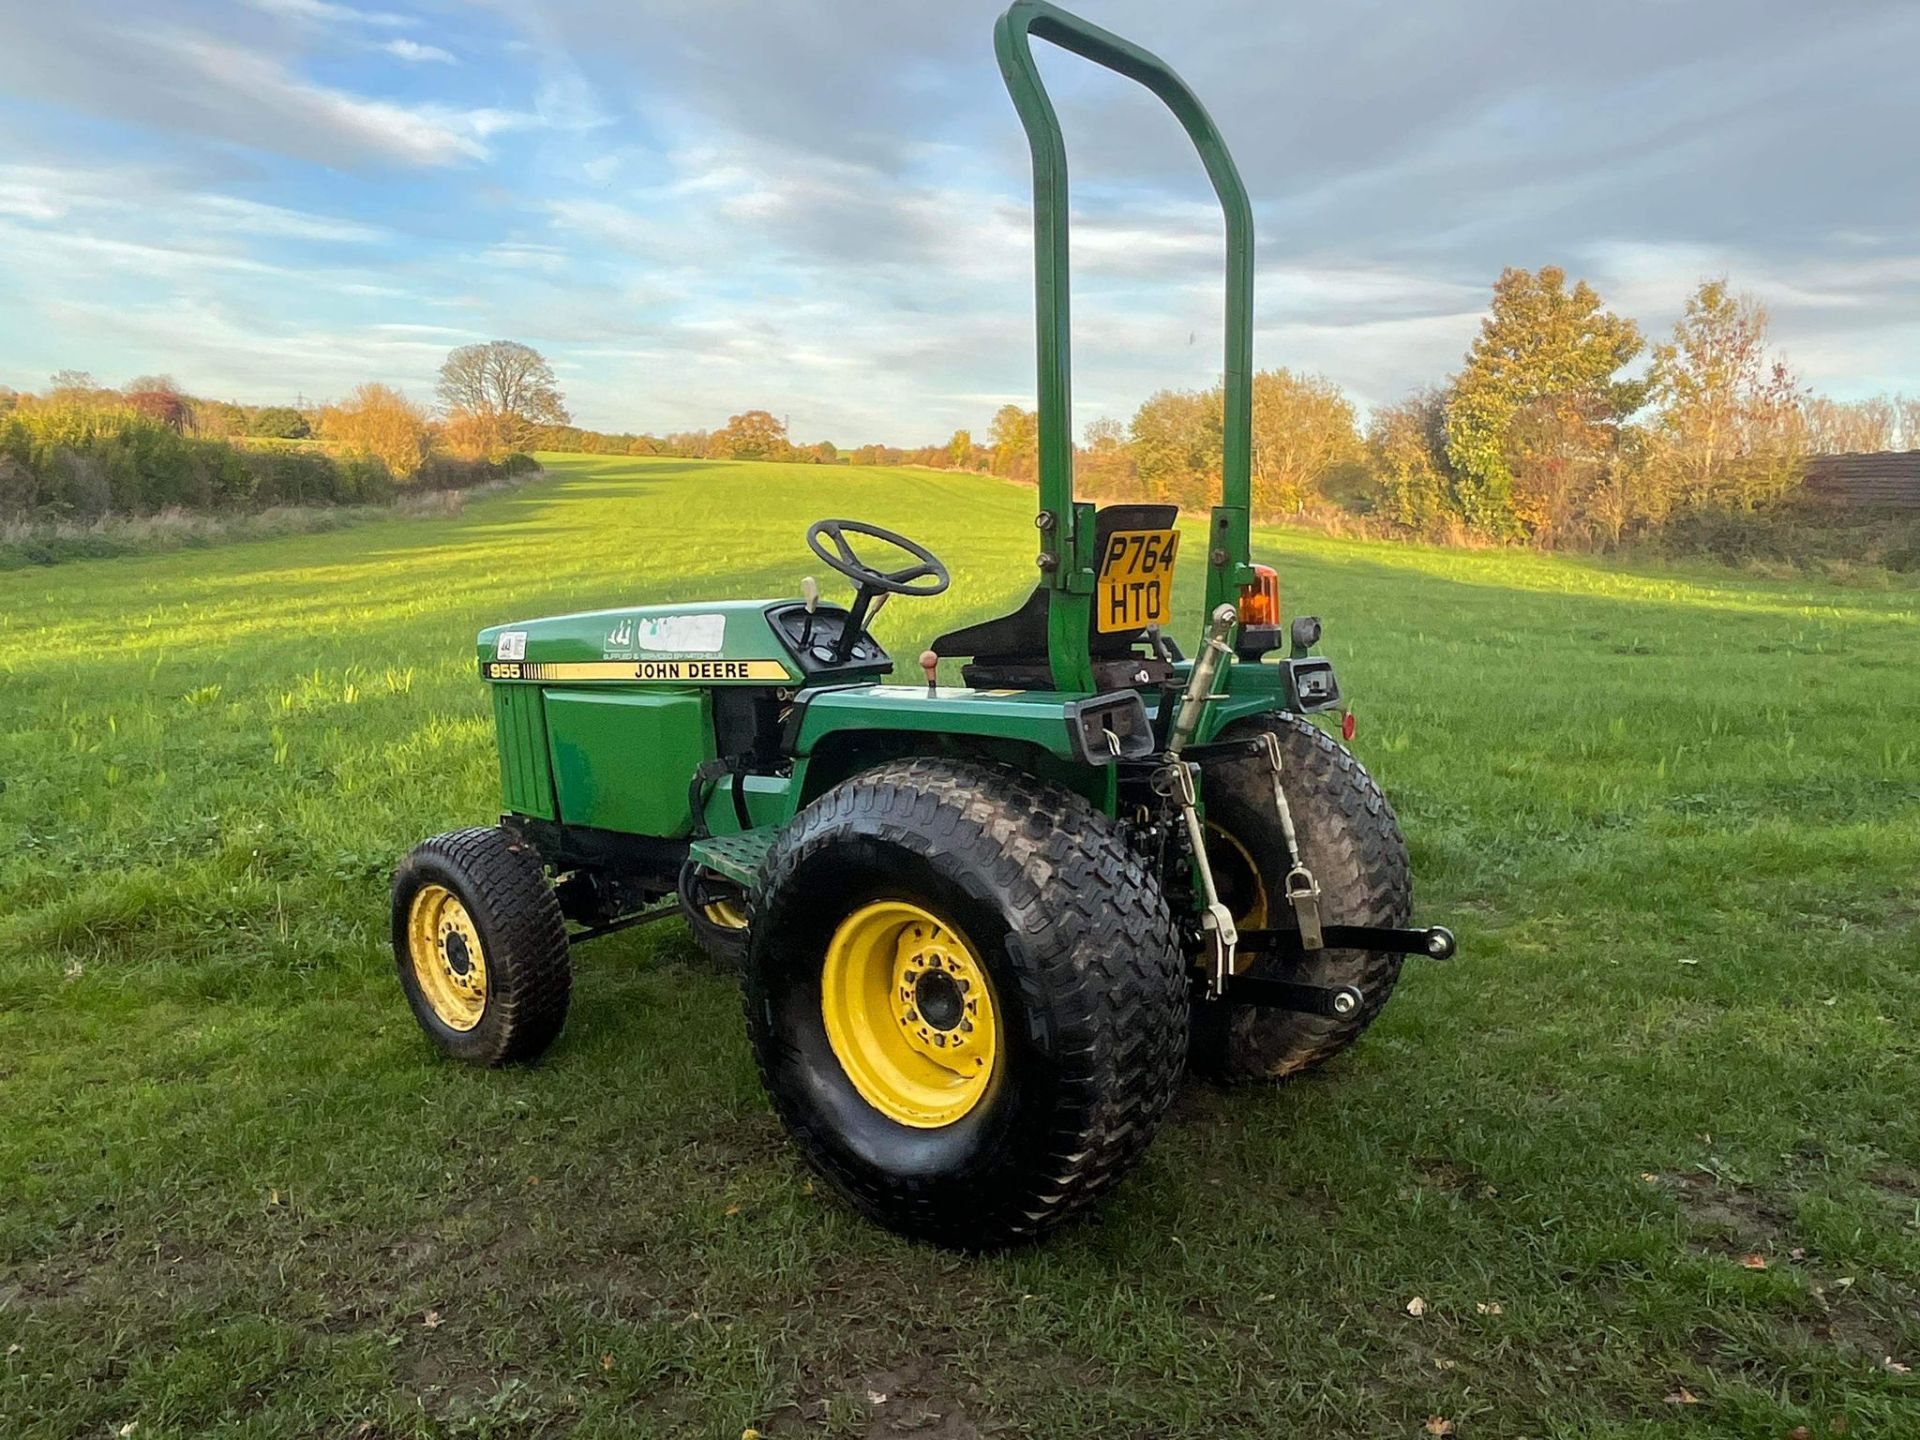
[392,827,571,1065]
[745,758,1188,1248]
[677,857,749,972]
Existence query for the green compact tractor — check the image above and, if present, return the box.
[392,0,1453,1247]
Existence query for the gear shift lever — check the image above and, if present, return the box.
[919,649,939,695]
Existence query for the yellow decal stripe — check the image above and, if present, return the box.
[483,659,793,683]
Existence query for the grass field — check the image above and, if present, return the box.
[3,452,1916,1439]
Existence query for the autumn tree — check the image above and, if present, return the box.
[1800,395,1896,455]
[46,370,102,404]
[1445,266,1643,538]
[947,429,973,469]
[1250,369,1363,512]
[708,409,788,459]
[436,340,569,454]
[1646,279,1804,513]
[1895,396,1920,452]
[1074,415,1134,496]
[1367,389,1455,535]
[321,383,431,479]
[123,375,191,432]
[1130,388,1220,504]
[988,404,1038,481]
[251,405,311,439]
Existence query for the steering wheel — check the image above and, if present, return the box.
[806,519,950,597]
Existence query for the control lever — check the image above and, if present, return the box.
[799,575,819,646]
[919,649,940,695]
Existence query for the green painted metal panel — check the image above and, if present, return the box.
[793,685,1088,759]
[994,0,1257,681]
[701,773,796,836]
[490,683,556,819]
[543,687,712,837]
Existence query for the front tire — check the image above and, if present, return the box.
[392,826,571,1065]
[677,857,749,973]
[745,758,1188,1248]
[1192,714,1412,1080]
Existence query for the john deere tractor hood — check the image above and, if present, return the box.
[477,601,798,685]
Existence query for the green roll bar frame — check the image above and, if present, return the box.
[994,0,1256,691]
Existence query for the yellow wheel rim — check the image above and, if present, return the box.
[702,897,748,930]
[1205,821,1270,933]
[820,900,999,1128]
[406,884,488,1031]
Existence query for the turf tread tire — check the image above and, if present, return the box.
[745,757,1188,1248]
[392,826,571,1066]
[1195,714,1411,1080]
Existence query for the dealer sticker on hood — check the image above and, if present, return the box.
[605,613,726,656]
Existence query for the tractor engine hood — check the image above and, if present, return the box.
[477,600,799,685]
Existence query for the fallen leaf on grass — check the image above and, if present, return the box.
[1406,1296,1427,1317]
[1788,1427,1811,1440]
[1790,1247,1806,1260]
[1641,1172,1661,1184]
[1665,1387,1701,1405]
[867,1390,889,1405]
[1740,1253,1768,1270]
[1424,1418,1455,1436]
[724,1204,741,1216]
[422,1311,442,1330]
[1475,1302,1503,1315]
[1884,1357,1911,1375]
[1433,1358,1456,1371]
[600,1353,614,1371]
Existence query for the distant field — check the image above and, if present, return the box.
[2,452,1916,1438]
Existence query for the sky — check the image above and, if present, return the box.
[0,0,1915,446]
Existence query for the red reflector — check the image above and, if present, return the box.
[1341,710,1356,741]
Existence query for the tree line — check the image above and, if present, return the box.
[12,275,1915,555]
[529,268,1915,554]
[0,340,569,522]
[964,272,1917,549]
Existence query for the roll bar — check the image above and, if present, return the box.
[994,0,1255,624]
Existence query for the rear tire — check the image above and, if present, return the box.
[1191,714,1411,1080]
[745,758,1188,1248]
[392,826,571,1066]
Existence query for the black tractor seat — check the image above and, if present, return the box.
[930,503,1179,690]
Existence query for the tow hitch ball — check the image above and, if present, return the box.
[1225,924,1457,1016]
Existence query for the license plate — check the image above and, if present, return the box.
[1095,527,1179,634]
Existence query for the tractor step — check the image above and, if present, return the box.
[687,826,782,888]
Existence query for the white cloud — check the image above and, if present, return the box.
[246,0,413,30]
[381,38,457,65]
